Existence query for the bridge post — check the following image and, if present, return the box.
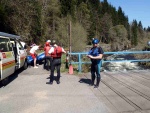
[78,53,82,72]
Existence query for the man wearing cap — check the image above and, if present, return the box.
[47,40,66,85]
[29,45,39,68]
[87,38,104,88]
[47,40,51,43]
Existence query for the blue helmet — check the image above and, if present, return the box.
[92,38,99,44]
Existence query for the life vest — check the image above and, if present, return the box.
[88,47,99,56]
[44,42,51,56]
[44,46,50,56]
[88,47,104,64]
[51,46,62,58]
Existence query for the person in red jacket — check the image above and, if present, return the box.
[44,42,52,71]
[47,40,66,85]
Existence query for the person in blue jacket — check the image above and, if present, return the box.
[87,38,104,88]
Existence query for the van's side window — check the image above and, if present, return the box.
[0,38,12,52]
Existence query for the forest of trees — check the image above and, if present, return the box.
[0,0,150,52]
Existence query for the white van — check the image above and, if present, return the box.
[0,32,28,82]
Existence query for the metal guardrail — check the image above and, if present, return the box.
[69,51,150,72]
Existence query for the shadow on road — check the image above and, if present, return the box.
[46,76,62,84]
[0,68,25,88]
[79,78,92,85]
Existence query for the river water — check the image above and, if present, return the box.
[102,54,145,72]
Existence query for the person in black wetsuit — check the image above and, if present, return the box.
[87,38,104,88]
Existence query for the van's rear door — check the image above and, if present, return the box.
[0,52,2,80]
[16,40,27,68]
[0,37,15,80]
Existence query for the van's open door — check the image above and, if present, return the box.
[16,41,27,68]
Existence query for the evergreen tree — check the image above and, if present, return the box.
[0,1,13,33]
[76,2,90,31]
[0,0,149,51]
[110,7,118,26]
[131,20,138,46]
[60,0,77,18]
[45,0,61,39]
[137,21,144,40]
[147,26,150,32]
[117,7,125,25]
[100,13,113,43]
[138,21,143,29]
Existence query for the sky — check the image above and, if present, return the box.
[100,0,150,28]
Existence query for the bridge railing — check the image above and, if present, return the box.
[68,51,150,72]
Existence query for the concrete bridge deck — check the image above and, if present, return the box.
[0,65,150,113]
[84,70,150,113]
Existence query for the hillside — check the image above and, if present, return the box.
[0,0,150,52]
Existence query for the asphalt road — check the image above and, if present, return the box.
[0,65,109,113]
[1,65,150,113]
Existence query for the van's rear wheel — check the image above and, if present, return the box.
[23,61,28,70]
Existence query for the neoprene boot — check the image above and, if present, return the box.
[91,75,95,86]
[56,77,60,84]
[95,77,100,88]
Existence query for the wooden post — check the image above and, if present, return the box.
[68,21,74,74]
[69,21,71,55]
